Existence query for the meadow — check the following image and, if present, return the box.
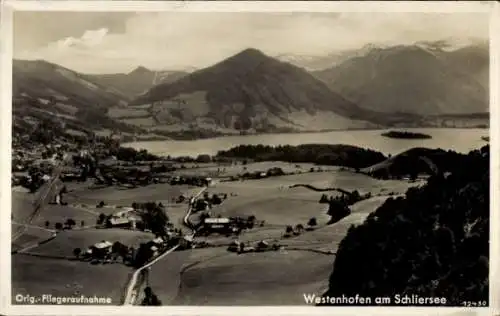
[12,254,131,304]
[146,168,421,305]
[24,228,154,258]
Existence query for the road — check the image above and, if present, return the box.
[122,186,208,306]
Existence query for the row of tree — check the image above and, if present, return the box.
[47,219,85,230]
[283,217,318,238]
[216,144,387,169]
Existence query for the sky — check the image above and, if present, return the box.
[13,11,490,74]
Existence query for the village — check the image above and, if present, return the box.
[11,127,422,306]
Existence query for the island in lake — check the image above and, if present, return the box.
[381,130,432,139]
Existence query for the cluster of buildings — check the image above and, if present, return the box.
[198,215,257,236]
[170,176,214,187]
[106,208,143,229]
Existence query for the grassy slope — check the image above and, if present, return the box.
[149,169,420,305]
[12,254,131,304]
[26,228,154,258]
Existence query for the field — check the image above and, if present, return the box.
[11,181,197,305]
[10,161,423,306]
[107,107,150,119]
[12,224,55,253]
[121,117,156,127]
[172,249,333,305]
[12,191,101,228]
[12,254,131,304]
[24,228,154,258]
[191,170,417,244]
[137,250,193,305]
[173,161,336,179]
[64,182,197,206]
[285,196,394,251]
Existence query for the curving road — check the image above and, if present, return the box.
[122,186,208,305]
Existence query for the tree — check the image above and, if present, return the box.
[141,286,162,306]
[45,221,50,228]
[81,220,85,227]
[327,200,351,220]
[134,243,154,268]
[307,217,317,227]
[212,194,222,205]
[285,225,294,234]
[319,194,329,203]
[409,170,418,181]
[196,154,211,163]
[140,204,169,238]
[73,247,82,258]
[97,213,106,225]
[295,224,305,234]
[65,218,76,229]
[55,222,63,230]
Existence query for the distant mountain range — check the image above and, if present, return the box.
[12,42,489,141]
[275,44,381,71]
[312,43,489,115]
[85,67,188,99]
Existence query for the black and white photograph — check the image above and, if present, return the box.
[2,0,494,311]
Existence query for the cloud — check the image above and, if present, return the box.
[15,12,489,74]
[54,28,109,50]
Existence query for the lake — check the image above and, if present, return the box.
[124,128,489,157]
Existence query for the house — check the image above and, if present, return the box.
[204,217,230,225]
[108,217,131,228]
[203,217,231,232]
[89,241,113,258]
[151,237,165,245]
[150,245,159,257]
[203,177,215,186]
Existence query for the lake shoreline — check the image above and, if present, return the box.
[122,128,489,158]
[123,126,488,143]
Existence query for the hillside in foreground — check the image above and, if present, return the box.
[324,145,489,305]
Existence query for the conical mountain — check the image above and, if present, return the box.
[131,48,383,131]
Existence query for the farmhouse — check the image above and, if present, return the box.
[203,217,231,232]
[204,177,215,186]
[151,237,165,245]
[89,241,113,259]
[108,217,131,228]
[107,208,142,228]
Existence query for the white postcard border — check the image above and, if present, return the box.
[0,1,498,316]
